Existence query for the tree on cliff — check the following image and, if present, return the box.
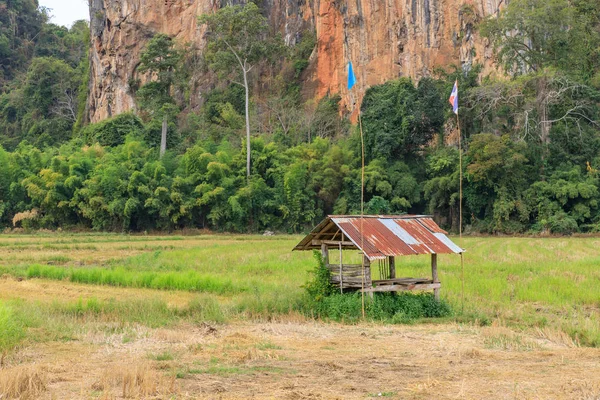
[199,3,284,182]
[137,34,182,158]
[479,0,600,173]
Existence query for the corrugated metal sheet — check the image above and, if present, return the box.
[294,215,463,260]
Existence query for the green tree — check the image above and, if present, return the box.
[0,17,89,149]
[0,0,46,87]
[479,0,600,168]
[466,134,531,232]
[199,3,284,181]
[481,0,598,77]
[423,147,460,230]
[361,77,444,162]
[137,34,182,158]
[525,166,599,233]
[80,113,144,147]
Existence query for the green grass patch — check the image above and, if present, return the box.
[4,234,600,347]
[255,340,282,350]
[368,392,398,398]
[44,255,72,264]
[149,351,175,361]
[187,364,289,376]
[0,301,26,353]
[26,264,242,295]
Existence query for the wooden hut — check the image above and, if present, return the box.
[294,215,464,299]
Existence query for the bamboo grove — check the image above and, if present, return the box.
[1,0,600,234]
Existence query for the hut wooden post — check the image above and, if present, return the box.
[431,254,439,301]
[363,254,373,298]
[321,243,329,265]
[388,256,396,279]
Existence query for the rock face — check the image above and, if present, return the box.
[88,0,502,123]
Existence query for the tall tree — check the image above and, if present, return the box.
[0,0,46,88]
[361,77,444,163]
[199,2,283,181]
[479,0,600,170]
[137,34,182,158]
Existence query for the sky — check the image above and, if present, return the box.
[38,0,90,28]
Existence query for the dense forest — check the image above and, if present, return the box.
[1,0,600,234]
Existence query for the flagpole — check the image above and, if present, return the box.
[359,109,366,319]
[457,111,464,313]
[347,61,365,319]
[450,79,464,313]
[457,112,462,240]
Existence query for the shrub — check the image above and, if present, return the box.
[303,251,333,303]
[307,292,451,323]
[547,211,578,234]
[81,113,144,146]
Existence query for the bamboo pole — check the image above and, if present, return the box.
[461,252,465,313]
[456,113,462,240]
[456,111,465,312]
[359,111,366,319]
[339,242,343,294]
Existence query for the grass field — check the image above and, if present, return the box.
[1,233,600,398]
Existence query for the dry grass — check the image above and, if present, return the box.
[0,365,46,399]
[482,325,542,351]
[11,210,38,228]
[0,320,599,398]
[92,363,177,398]
[534,326,579,348]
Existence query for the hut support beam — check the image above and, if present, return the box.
[364,254,373,298]
[321,243,329,265]
[388,256,395,279]
[431,254,439,301]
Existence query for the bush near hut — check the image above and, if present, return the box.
[303,251,334,302]
[303,251,452,323]
[308,292,452,324]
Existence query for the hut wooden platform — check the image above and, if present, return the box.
[294,215,464,300]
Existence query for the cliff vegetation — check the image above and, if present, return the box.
[1,0,600,235]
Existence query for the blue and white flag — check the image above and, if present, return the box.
[348,61,356,90]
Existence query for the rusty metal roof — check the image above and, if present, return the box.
[294,215,464,260]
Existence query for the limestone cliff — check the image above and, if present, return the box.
[88,0,502,123]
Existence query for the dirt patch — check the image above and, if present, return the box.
[2,321,600,399]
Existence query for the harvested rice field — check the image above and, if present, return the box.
[1,233,599,399]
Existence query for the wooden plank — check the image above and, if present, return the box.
[337,284,364,289]
[361,283,441,293]
[331,229,341,241]
[313,221,336,239]
[373,278,432,285]
[330,277,368,283]
[326,264,363,268]
[328,271,364,276]
[312,240,355,247]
